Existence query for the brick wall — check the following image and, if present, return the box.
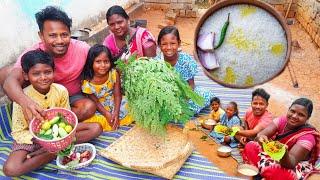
[295,0,320,47]
[143,0,197,17]
[265,0,320,47]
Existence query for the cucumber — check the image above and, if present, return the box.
[52,124,59,138]
[39,129,46,135]
[58,127,68,137]
[49,116,60,125]
[44,129,52,135]
[39,134,53,140]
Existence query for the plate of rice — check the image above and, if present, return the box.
[262,141,286,161]
[194,0,291,88]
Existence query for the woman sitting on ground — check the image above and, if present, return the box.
[242,98,319,179]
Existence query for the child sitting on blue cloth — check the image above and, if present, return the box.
[210,101,241,148]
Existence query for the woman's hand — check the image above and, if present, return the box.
[256,135,269,145]
[224,136,231,143]
[240,137,247,145]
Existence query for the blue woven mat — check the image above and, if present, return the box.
[0,65,252,179]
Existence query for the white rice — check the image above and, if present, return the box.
[198,4,287,86]
[205,119,216,125]
[218,146,232,153]
[238,167,258,176]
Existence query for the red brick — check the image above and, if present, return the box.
[170,3,184,10]
[164,19,175,26]
[184,3,193,10]
[165,11,177,21]
[179,9,186,17]
[178,0,193,3]
[191,10,197,18]
[144,3,169,11]
[186,10,192,17]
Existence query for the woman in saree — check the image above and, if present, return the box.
[103,5,157,60]
[242,98,319,179]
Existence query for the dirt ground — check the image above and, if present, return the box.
[131,8,320,178]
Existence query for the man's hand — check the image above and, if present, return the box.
[20,97,45,123]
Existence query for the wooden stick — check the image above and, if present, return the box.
[285,0,293,19]
[284,0,299,88]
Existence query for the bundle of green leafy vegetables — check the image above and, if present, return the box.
[116,56,204,135]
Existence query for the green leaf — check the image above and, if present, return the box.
[116,56,202,135]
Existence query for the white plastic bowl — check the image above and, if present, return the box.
[237,164,259,177]
[217,145,232,157]
[56,143,96,170]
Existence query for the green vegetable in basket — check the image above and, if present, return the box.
[49,116,60,125]
[44,129,52,135]
[58,127,68,137]
[39,129,46,135]
[116,56,204,135]
[59,122,66,128]
[41,121,51,130]
[58,113,68,124]
[39,134,53,140]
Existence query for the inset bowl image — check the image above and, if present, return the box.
[194,0,291,88]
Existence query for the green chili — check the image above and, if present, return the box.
[214,13,230,50]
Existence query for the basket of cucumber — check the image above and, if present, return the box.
[29,108,78,153]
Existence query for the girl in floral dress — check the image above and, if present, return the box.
[81,44,133,131]
[156,26,215,114]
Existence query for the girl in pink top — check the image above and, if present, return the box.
[242,98,320,180]
[103,5,156,60]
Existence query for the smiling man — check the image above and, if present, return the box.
[236,88,273,145]
[2,6,96,122]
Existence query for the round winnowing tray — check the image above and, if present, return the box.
[194,0,291,88]
[99,125,194,178]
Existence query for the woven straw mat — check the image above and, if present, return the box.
[99,125,194,179]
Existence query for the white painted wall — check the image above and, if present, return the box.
[0,0,139,67]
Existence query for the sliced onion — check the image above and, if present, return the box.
[197,32,215,51]
[198,50,220,70]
